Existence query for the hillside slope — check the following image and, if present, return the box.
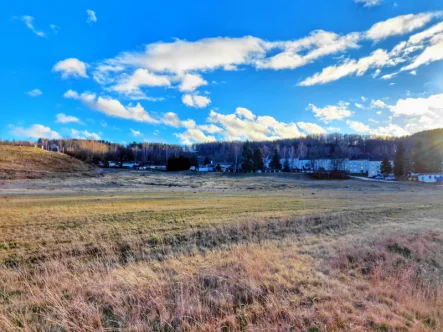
[0,145,94,180]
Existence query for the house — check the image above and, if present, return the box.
[49,144,60,152]
[417,174,443,183]
[349,158,369,175]
[122,162,138,169]
[368,158,394,177]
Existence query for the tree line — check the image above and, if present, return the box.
[2,129,442,174]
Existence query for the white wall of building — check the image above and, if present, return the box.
[418,174,443,183]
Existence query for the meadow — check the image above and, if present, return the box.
[1,172,442,331]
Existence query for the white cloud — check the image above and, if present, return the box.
[355,103,365,109]
[361,96,367,102]
[53,58,88,79]
[370,99,390,109]
[235,107,255,120]
[371,124,409,136]
[346,120,371,133]
[174,129,216,145]
[297,122,327,135]
[308,101,353,123]
[372,68,381,78]
[130,129,142,136]
[110,68,171,97]
[354,0,382,7]
[182,94,211,108]
[409,70,417,75]
[299,49,397,86]
[162,112,181,128]
[366,13,436,41]
[197,124,224,134]
[390,93,443,117]
[109,36,265,74]
[86,10,97,23]
[56,113,82,124]
[380,72,398,80]
[368,118,379,124]
[17,16,45,37]
[10,124,60,139]
[179,73,208,92]
[64,89,159,123]
[207,108,305,141]
[255,30,360,70]
[401,34,443,71]
[71,129,101,140]
[27,89,42,97]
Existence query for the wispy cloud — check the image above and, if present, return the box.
[16,16,46,37]
[86,10,97,23]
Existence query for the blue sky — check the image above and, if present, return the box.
[2,0,443,144]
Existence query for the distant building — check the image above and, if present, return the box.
[349,158,369,174]
[368,158,394,177]
[417,174,443,183]
[49,144,60,152]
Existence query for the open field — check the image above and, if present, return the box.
[1,172,443,331]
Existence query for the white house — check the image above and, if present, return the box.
[417,174,443,183]
[349,159,369,174]
[368,159,394,177]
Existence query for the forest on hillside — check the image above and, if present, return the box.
[1,129,442,172]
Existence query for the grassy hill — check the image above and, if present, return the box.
[0,145,94,180]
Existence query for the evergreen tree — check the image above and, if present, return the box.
[270,148,282,170]
[203,156,211,166]
[241,142,254,172]
[252,147,264,172]
[380,156,392,176]
[394,143,405,177]
[283,158,291,172]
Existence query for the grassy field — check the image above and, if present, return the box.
[1,173,443,331]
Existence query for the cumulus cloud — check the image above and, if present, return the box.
[369,93,443,134]
[346,120,371,133]
[182,94,211,108]
[71,129,101,140]
[27,89,42,97]
[10,124,60,139]
[178,73,208,92]
[354,0,382,7]
[110,68,171,97]
[205,107,307,141]
[86,10,97,23]
[64,89,159,123]
[53,58,88,79]
[371,124,409,137]
[355,103,365,109]
[297,122,327,135]
[174,129,216,145]
[308,101,353,123]
[55,113,82,124]
[162,112,181,128]
[370,99,390,109]
[16,16,46,37]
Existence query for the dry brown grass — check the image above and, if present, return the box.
[1,176,443,331]
[0,145,93,180]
